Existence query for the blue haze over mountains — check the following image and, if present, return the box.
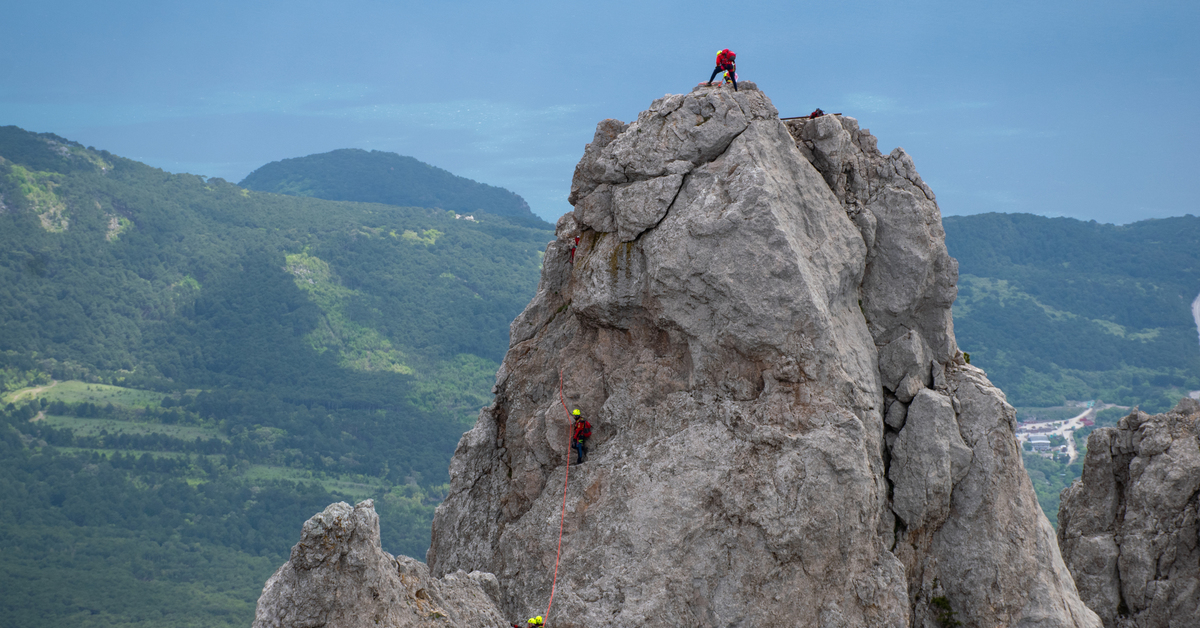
[239,149,551,229]
[1,0,1196,224]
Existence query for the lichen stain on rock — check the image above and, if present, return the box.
[607,240,635,278]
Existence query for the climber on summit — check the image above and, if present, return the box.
[571,409,591,465]
[706,48,737,91]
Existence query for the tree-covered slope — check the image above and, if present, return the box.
[0,125,553,627]
[0,126,551,397]
[239,148,548,227]
[944,212,1200,411]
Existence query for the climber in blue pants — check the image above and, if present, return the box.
[571,410,591,465]
[706,48,737,91]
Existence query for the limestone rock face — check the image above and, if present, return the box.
[429,85,1099,628]
[253,500,507,628]
[788,113,1099,628]
[1059,398,1200,628]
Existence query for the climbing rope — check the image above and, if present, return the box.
[545,368,573,623]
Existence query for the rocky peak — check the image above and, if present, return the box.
[253,500,506,628]
[1058,398,1200,627]
[784,114,955,363]
[424,84,1099,627]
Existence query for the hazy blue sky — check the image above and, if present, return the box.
[2,0,1195,224]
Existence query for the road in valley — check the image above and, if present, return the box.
[1016,407,1093,464]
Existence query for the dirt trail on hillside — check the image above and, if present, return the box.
[6,380,59,403]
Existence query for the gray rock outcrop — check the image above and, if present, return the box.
[427,84,1098,627]
[253,500,507,628]
[1058,398,1200,628]
[787,113,1098,628]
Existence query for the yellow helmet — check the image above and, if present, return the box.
[572,409,581,416]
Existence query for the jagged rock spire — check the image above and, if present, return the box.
[1059,398,1200,628]
[253,500,506,628]
[423,83,1098,627]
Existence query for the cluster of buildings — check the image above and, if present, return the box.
[1014,405,1096,462]
[1024,433,1059,453]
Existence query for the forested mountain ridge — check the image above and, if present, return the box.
[944,212,1200,412]
[0,124,553,627]
[239,148,549,228]
[0,125,550,397]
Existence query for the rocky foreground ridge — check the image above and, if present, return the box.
[252,500,506,628]
[420,84,1099,627]
[255,84,1103,627]
[1058,398,1200,628]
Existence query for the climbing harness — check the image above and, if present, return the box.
[542,368,574,623]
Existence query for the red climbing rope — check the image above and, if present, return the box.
[545,368,573,623]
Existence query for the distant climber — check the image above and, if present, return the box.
[808,108,825,119]
[571,409,591,465]
[569,236,580,263]
[527,616,544,627]
[706,49,737,91]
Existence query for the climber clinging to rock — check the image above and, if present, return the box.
[571,409,591,465]
[706,48,737,91]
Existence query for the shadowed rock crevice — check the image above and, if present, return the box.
[426,86,1099,627]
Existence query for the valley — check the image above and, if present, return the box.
[0,127,554,627]
[1,121,1196,626]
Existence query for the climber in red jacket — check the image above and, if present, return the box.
[571,410,591,465]
[707,49,737,91]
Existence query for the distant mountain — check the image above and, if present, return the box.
[239,148,549,228]
[0,125,553,627]
[944,213,1200,411]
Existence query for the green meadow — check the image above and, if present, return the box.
[6,380,168,408]
[37,413,224,442]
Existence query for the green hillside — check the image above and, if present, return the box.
[0,125,553,627]
[239,148,549,228]
[945,213,1200,525]
[944,213,1200,412]
[6,124,1196,625]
